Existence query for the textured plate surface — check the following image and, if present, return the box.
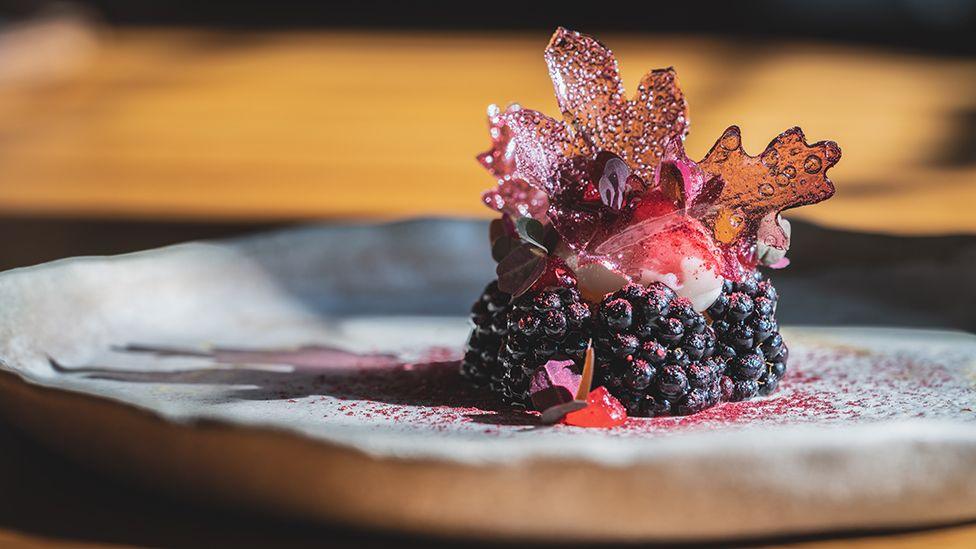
[0,221,974,541]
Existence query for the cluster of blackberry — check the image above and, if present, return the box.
[461,282,592,407]
[593,283,723,416]
[707,271,788,400]
[460,281,510,387]
[461,270,786,416]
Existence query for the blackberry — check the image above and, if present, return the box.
[707,270,788,400]
[594,283,722,417]
[493,285,592,407]
[459,280,511,386]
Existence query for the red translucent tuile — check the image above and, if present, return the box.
[497,107,588,196]
[529,255,577,292]
[594,214,725,282]
[478,104,550,220]
[563,386,627,428]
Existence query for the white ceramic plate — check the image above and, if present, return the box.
[0,223,974,542]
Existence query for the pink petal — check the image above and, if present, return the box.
[768,257,791,269]
[529,359,582,411]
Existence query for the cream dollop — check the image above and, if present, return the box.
[638,256,724,312]
[565,253,723,312]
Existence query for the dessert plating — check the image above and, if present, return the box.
[463,28,841,424]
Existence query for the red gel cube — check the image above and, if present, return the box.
[563,387,627,428]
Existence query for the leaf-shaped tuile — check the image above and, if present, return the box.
[698,126,840,251]
[654,138,707,208]
[545,27,688,181]
[479,104,550,219]
[478,28,841,294]
[499,106,588,196]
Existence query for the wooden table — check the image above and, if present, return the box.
[0,20,974,234]
[0,18,974,547]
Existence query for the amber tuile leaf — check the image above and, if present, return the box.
[698,126,840,249]
[544,27,688,182]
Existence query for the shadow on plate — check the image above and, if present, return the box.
[49,343,541,427]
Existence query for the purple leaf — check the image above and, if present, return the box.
[540,400,588,424]
[496,243,547,297]
[491,235,519,263]
[489,218,507,246]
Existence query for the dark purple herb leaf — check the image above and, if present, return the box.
[496,243,547,297]
[489,218,507,246]
[491,235,519,263]
[542,223,561,252]
[540,400,588,424]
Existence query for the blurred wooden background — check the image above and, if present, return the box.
[0,13,974,236]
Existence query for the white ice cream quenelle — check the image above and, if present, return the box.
[638,256,724,311]
[565,252,724,312]
[558,216,726,311]
[572,261,628,304]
